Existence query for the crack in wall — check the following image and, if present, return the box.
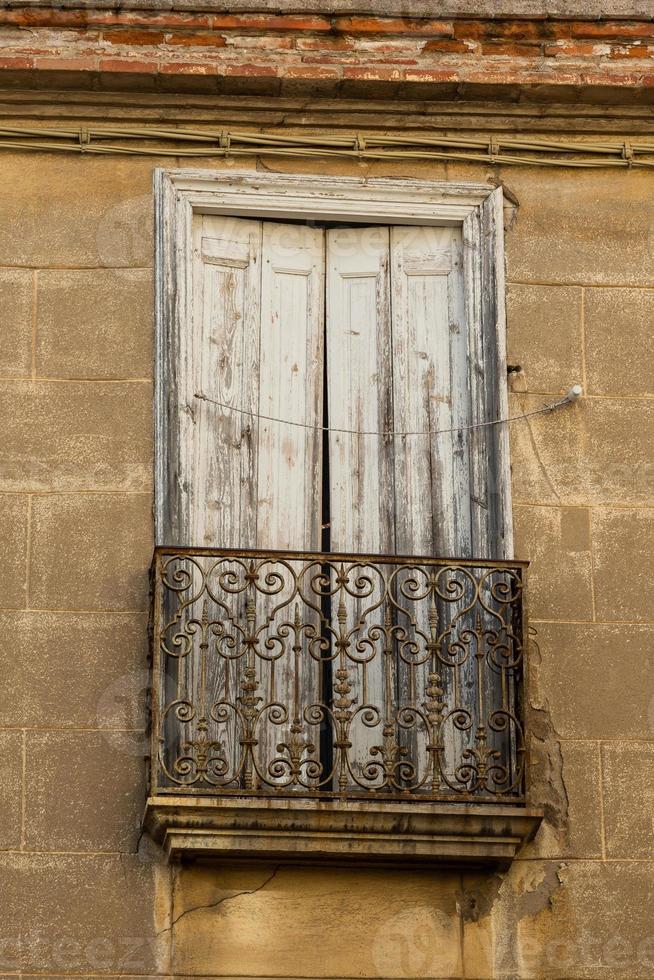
[157,864,280,938]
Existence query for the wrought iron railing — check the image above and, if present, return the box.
[149,548,528,804]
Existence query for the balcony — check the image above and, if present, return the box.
[144,548,542,865]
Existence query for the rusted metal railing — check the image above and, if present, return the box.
[149,548,528,804]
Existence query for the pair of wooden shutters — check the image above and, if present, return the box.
[174,213,506,560]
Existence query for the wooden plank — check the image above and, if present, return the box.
[326,225,393,556]
[390,225,462,792]
[185,213,263,549]
[390,225,464,558]
[257,221,325,552]
[326,226,393,791]
[255,222,325,788]
[186,215,263,788]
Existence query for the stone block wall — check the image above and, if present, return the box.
[0,142,652,978]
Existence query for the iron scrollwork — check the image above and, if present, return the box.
[150,548,527,804]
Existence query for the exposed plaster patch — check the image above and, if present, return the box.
[527,632,570,833]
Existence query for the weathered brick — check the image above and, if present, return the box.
[98,57,158,73]
[282,65,341,79]
[223,34,293,50]
[422,38,475,54]
[343,65,403,80]
[159,60,221,75]
[211,14,330,32]
[0,56,33,69]
[163,31,227,47]
[224,62,278,76]
[544,41,608,57]
[481,40,544,56]
[608,43,654,59]
[404,68,460,82]
[33,57,97,71]
[102,28,165,45]
[568,19,654,39]
[334,16,454,37]
[296,36,353,51]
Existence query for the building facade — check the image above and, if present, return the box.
[1,1,653,977]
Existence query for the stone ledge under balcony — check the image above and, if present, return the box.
[144,795,543,866]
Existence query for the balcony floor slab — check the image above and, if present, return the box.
[144,794,543,867]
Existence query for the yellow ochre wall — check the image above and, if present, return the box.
[1,146,653,979]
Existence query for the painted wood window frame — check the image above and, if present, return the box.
[154,168,513,557]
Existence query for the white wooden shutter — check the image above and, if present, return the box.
[172,215,324,787]
[390,224,472,558]
[174,213,324,550]
[326,226,393,555]
[326,223,472,559]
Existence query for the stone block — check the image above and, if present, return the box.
[36,269,153,380]
[533,622,654,738]
[504,167,654,286]
[0,852,169,974]
[601,741,654,859]
[0,731,23,850]
[510,394,654,506]
[513,505,593,621]
[585,287,654,396]
[0,268,32,378]
[592,508,654,622]
[525,739,602,860]
[506,283,583,393]
[30,493,152,611]
[172,863,463,977]
[0,611,147,728]
[24,731,144,852]
[463,860,654,978]
[0,153,160,268]
[0,381,152,492]
[0,494,28,608]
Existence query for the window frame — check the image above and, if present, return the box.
[154,168,512,558]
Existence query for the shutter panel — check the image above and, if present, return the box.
[255,221,325,781]
[325,226,394,783]
[390,224,472,558]
[178,214,324,550]
[257,221,325,551]
[326,226,394,555]
[184,214,263,549]
[176,215,325,788]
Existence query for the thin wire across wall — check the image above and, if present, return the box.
[194,389,576,437]
[1,125,654,169]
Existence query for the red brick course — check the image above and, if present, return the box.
[0,9,652,93]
